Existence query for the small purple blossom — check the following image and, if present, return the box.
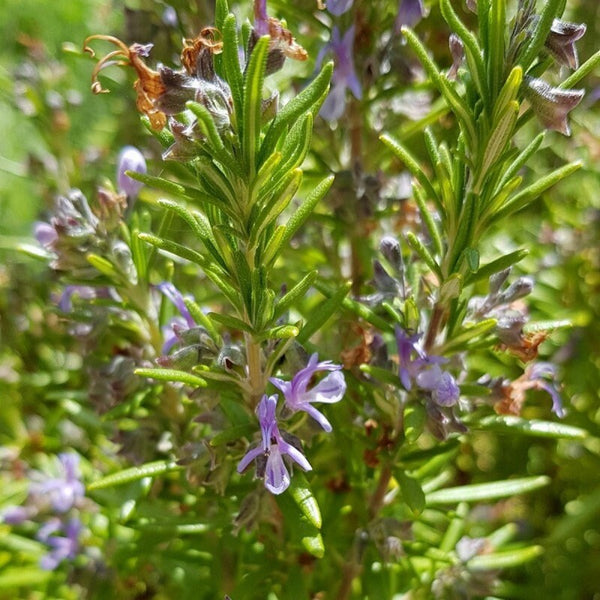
[237,395,312,494]
[416,363,460,407]
[316,26,362,121]
[528,362,565,418]
[270,353,346,432]
[395,326,460,407]
[31,453,85,513]
[157,281,197,353]
[395,0,426,33]
[117,146,146,198]
[395,326,425,390]
[327,0,353,16]
[2,506,31,525]
[34,222,58,248]
[37,518,81,571]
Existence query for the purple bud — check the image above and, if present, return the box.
[34,222,58,248]
[117,146,146,197]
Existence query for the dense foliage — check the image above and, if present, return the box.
[1,1,599,598]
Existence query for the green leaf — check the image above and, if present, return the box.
[297,281,352,344]
[401,27,477,146]
[260,62,333,161]
[0,568,51,588]
[492,66,522,123]
[87,459,184,491]
[208,311,254,333]
[560,48,600,89]
[494,161,582,221]
[288,472,322,529]
[426,475,550,505]
[243,35,270,173]
[487,0,507,99]
[273,270,318,320]
[250,168,302,247]
[468,545,543,570]
[472,416,587,440]
[405,232,442,280]
[474,101,519,193]
[256,324,300,342]
[276,175,335,254]
[439,0,488,106]
[313,281,391,332]
[137,232,208,268]
[465,248,529,285]
[87,253,119,279]
[438,318,497,353]
[396,469,426,515]
[494,132,544,195]
[134,368,207,388]
[380,134,439,210]
[186,101,240,175]
[184,298,221,343]
[523,319,572,334]
[222,14,244,128]
[125,171,188,198]
[518,0,562,71]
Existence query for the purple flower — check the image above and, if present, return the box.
[416,363,460,407]
[395,0,426,32]
[237,395,312,494]
[32,453,84,514]
[34,222,58,248]
[395,326,425,390]
[56,285,98,313]
[157,281,197,353]
[528,363,565,418]
[395,325,460,407]
[327,0,353,16]
[270,354,346,432]
[316,26,362,121]
[37,518,81,571]
[117,146,146,198]
[2,506,31,525]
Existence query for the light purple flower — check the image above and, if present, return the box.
[2,506,31,525]
[157,281,197,353]
[395,325,460,407]
[395,0,426,32]
[416,363,460,407]
[237,395,312,494]
[316,26,362,121]
[270,354,346,432]
[32,453,85,514]
[56,285,98,313]
[34,222,58,248]
[117,146,146,198]
[254,0,269,36]
[327,0,353,16]
[395,326,425,390]
[37,518,81,571]
[528,363,565,418]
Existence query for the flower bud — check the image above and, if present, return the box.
[117,146,146,198]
